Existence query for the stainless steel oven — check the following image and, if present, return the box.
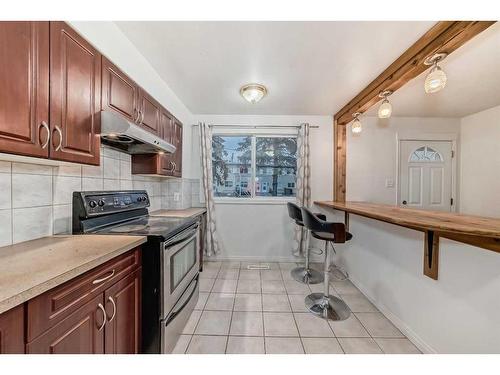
[161,223,200,318]
[160,223,200,353]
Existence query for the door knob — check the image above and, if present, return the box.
[402,200,407,205]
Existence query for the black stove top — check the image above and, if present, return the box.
[93,215,196,240]
[72,190,197,241]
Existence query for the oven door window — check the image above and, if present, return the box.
[170,237,197,292]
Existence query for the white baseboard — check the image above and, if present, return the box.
[348,274,437,354]
[205,255,302,263]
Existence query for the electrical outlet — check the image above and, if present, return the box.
[173,192,181,202]
[385,178,394,188]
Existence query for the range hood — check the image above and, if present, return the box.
[100,110,176,154]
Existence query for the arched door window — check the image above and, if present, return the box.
[409,146,443,162]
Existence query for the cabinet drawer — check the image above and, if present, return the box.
[27,248,141,341]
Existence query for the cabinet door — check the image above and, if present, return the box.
[173,119,183,177]
[0,305,25,354]
[49,21,101,165]
[27,294,105,354]
[0,22,49,158]
[159,110,175,175]
[138,89,160,136]
[102,56,139,123]
[104,268,141,354]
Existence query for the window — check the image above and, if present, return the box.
[409,146,443,162]
[212,134,297,199]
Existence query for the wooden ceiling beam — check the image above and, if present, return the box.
[334,21,496,126]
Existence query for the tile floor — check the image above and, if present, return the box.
[173,261,421,354]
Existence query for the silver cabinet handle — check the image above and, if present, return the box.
[97,303,107,331]
[92,269,115,285]
[169,161,175,172]
[39,121,50,149]
[135,109,141,123]
[140,110,144,124]
[107,296,116,322]
[133,108,138,122]
[53,125,63,151]
[173,162,177,171]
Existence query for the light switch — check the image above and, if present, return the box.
[174,192,181,202]
[385,178,394,188]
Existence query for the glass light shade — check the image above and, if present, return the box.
[351,118,362,134]
[424,65,447,93]
[378,99,392,118]
[240,84,267,103]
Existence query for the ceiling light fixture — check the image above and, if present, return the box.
[378,90,393,119]
[240,83,268,103]
[424,53,448,94]
[351,112,362,134]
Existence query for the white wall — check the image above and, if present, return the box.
[327,212,500,353]
[346,116,460,205]
[460,105,500,217]
[69,21,197,179]
[336,109,500,353]
[193,115,333,261]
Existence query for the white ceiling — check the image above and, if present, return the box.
[365,22,500,118]
[115,21,435,115]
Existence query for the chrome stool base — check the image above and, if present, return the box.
[291,267,324,284]
[305,292,351,321]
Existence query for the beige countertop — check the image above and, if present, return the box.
[0,235,147,315]
[150,207,207,218]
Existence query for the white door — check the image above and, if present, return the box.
[399,140,453,211]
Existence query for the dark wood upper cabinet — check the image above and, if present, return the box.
[102,56,139,123]
[27,294,105,354]
[0,305,25,354]
[49,21,101,165]
[138,89,160,136]
[172,118,183,177]
[132,113,183,177]
[104,269,141,354]
[0,21,50,159]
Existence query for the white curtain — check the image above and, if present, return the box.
[292,123,311,257]
[199,122,220,256]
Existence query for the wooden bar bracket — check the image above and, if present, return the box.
[424,230,440,280]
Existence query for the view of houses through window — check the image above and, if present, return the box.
[212,134,297,198]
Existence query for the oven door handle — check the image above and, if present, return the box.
[165,277,198,326]
[164,225,198,248]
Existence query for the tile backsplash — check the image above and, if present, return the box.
[0,146,202,247]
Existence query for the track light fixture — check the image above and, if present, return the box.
[377,90,393,118]
[351,112,362,134]
[424,53,448,94]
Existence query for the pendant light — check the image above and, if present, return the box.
[351,112,362,134]
[424,53,448,94]
[377,90,393,118]
[240,83,268,103]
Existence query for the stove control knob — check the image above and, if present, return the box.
[89,200,97,208]
[98,199,105,207]
[137,197,142,202]
[143,196,148,202]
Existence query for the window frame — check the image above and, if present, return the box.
[212,129,298,203]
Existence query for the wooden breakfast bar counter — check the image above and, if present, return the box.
[314,201,500,280]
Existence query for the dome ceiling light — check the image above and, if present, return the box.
[240,83,268,104]
[377,90,393,119]
[424,52,448,94]
[351,112,362,134]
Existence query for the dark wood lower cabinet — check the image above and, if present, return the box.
[104,269,141,354]
[0,305,25,354]
[0,248,142,355]
[26,294,105,354]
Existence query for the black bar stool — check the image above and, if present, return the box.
[286,202,323,284]
[301,207,352,321]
